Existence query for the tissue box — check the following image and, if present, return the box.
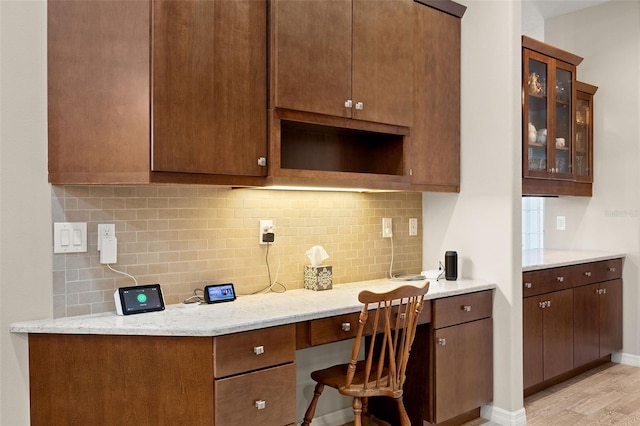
[304,265,333,291]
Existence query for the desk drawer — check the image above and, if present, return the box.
[214,363,296,426]
[432,291,492,329]
[214,324,295,378]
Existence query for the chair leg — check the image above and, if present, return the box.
[353,397,363,426]
[302,383,324,426]
[395,397,411,426]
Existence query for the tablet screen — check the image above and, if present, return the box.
[119,284,165,315]
[204,283,236,304]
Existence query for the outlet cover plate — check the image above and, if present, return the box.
[382,218,393,238]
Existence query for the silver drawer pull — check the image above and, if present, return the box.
[255,400,266,410]
[584,271,592,277]
[341,322,351,332]
[344,99,353,108]
[524,282,532,289]
[556,276,564,282]
[437,338,446,346]
[608,267,616,272]
[253,345,264,355]
[462,305,471,312]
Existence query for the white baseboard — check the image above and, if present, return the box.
[612,351,640,366]
[300,408,352,426]
[481,404,527,426]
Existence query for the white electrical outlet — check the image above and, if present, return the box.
[409,218,418,236]
[556,216,566,231]
[259,219,274,244]
[98,224,117,264]
[382,218,393,238]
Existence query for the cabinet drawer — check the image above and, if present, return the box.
[214,325,295,378]
[432,290,492,329]
[215,363,296,426]
[572,258,623,285]
[523,258,624,297]
[307,303,432,347]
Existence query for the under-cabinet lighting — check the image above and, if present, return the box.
[262,185,370,193]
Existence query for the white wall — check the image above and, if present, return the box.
[423,0,525,423]
[544,0,640,362]
[0,1,52,424]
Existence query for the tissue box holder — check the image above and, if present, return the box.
[304,265,333,291]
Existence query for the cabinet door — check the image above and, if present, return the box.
[573,283,600,367]
[542,289,573,381]
[523,296,544,389]
[433,318,493,424]
[600,279,623,357]
[352,0,413,127]
[48,0,151,184]
[271,0,352,118]
[152,0,267,176]
[410,2,460,192]
[575,87,594,182]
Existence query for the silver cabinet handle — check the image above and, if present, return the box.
[345,99,353,108]
[341,322,351,332]
[608,267,616,272]
[596,289,601,295]
[539,301,545,308]
[556,276,564,282]
[584,271,592,277]
[524,282,532,289]
[547,300,551,308]
[257,157,267,167]
[437,338,446,346]
[253,345,264,355]
[355,101,364,110]
[462,305,471,312]
[602,288,607,295]
[255,400,266,410]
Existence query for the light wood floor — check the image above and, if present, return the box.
[342,363,640,426]
[464,362,640,426]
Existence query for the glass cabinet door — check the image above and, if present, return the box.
[524,53,549,177]
[575,86,595,182]
[552,65,573,177]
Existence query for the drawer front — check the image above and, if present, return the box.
[523,258,624,297]
[214,324,295,378]
[309,312,369,346]
[523,266,574,297]
[215,363,296,426]
[308,303,432,347]
[432,290,492,329]
[572,258,623,285]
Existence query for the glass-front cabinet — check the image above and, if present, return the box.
[575,81,598,182]
[522,36,595,197]
[523,49,576,180]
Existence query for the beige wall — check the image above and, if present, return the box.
[52,185,422,317]
[1,1,52,425]
[544,0,640,361]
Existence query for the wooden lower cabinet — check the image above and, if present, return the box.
[214,364,296,426]
[523,289,574,389]
[433,317,493,424]
[523,258,624,395]
[574,279,623,367]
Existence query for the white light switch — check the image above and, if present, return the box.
[556,216,566,231]
[54,222,87,253]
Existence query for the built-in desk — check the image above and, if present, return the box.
[11,278,495,426]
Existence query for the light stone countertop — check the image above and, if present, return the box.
[523,249,626,272]
[10,278,495,337]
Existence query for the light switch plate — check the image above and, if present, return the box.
[54,222,87,253]
[556,216,566,231]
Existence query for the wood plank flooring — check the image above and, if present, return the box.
[464,362,640,426]
[341,363,640,426]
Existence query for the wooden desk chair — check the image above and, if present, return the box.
[302,281,430,426]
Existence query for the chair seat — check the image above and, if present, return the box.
[310,360,400,398]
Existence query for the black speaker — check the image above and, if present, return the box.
[445,251,457,281]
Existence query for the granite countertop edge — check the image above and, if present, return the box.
[10,278,496,337]
[522,249,626,272]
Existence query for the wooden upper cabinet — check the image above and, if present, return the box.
[271,0,413,127]
[410,1,461,192]
[48,0,151,184]
[48,0,267,185]
[152,0,267,177]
